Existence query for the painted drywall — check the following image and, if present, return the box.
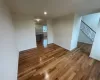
[52,14,75,50]
[82,13,100,31]
[90,22,100,61]
[14,16,36,51]
[0,1,19,80]
[47,20,53,44]
[70,14,82,50]
[52,14,82,50]
[78,30,93,44]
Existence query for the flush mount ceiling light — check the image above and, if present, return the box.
[44,11,47,15]
[35,18,41,22]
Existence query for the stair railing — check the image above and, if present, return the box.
[80,20,96,41]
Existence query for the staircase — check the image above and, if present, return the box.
[80,20,96,42]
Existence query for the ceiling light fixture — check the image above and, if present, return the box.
[44,11,47,15]
[35,18,41,22]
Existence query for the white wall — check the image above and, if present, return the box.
[47,20,53,44]
[90,21,100,61]
[52,14,75,50]
[0,1,19,80]
[78,30,93,44]
[82,13,100,31]
[13,16,36,51]
[70,14,82,50]
[52,14,81,50]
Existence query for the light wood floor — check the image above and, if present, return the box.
[18,42,100,80]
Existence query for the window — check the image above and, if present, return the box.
[43,26,47,32]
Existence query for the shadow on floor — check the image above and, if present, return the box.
[77,42,92,56]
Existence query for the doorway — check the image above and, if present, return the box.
[35,24,48,47]
[77,14,97,56]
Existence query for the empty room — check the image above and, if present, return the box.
[1,0,100,80]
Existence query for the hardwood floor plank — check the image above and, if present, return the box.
[18,42,100,80]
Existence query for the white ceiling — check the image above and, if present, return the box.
[4,0,100,19]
